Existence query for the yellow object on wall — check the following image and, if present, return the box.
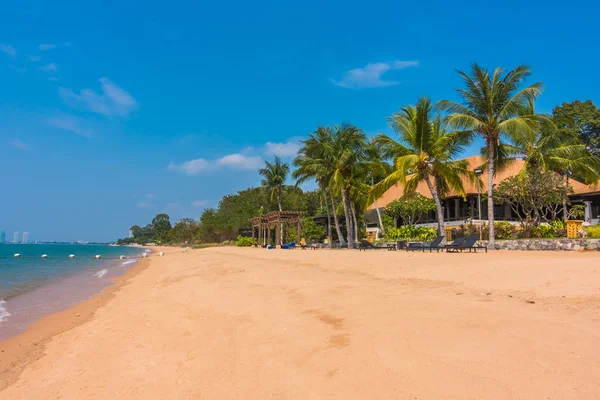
[566,220,583,238]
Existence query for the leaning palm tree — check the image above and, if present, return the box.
[259,157,289,245]
[438,64,543,248]
[371,96,475,235]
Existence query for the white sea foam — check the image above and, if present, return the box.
[0,300,10,323]
[121,260,136,266]
[93,269,108,278]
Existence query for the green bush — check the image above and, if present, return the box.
[532,224,555,238]
[494,221,517,240]
[584,225,600,238]
[384,226,437,241]
[235,235,253,247]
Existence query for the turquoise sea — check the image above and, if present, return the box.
[0,244,147,338]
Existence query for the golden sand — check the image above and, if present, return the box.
[1,247,600,399]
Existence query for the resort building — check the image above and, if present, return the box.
[365,156,600,235]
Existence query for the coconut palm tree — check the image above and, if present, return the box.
[364,139,392,236]
[438,64,543,248]
[293,126,346,247]
[294,124,368,249]
[259,157,289,245]
[371,96,475,235]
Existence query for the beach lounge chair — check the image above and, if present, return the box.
[447,234,487,253]
[444,236,467,252]
[419,235,446,252]
[281,242,296,249]
[359,240,386,251]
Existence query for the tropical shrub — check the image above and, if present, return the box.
[301,217,326,242]
[384,226,437,241]
[494,221,517,240]
[583,225,600,238]
[532,224,555,238]
[381,214,395,231]
[235,235,253,247]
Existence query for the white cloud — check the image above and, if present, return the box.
[38,62,58,72]
[0,44,16,58]
[11,139,30,150]
[38,44,56,50]
[136,202,155,209]
[169,152,263,176]
[59,77,138,117]
[165,202,180,208]
[46,113,94,138]
[331,60,419,89]
[168,158,211,175]
[264,141,301,158]
[146,193,156,199]
[27,55,41,62]
[192,200,208,208]
[217,153,262,170]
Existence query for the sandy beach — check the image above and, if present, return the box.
[1,247,600,399]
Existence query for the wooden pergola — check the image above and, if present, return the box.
[249,211,305,247]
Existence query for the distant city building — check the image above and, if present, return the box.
[13,231,21,243]
[22,232,30,244]
[0,230,5,243]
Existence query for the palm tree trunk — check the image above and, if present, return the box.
[277,194,283,245]
[371,176,385,236]
[487,138,496,249]
[423,173,445,236]
[350,197,359,243]
[322,190,332,248]
[329,190,346,246]
[562,175,569,221]
[340,187,354,249]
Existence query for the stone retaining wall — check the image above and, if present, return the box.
[480,238,600,251]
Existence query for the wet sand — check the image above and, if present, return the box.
[1,247,600,399]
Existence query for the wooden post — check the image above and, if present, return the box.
[276,220,281,248]
[297,219,301,244]
[267,224,271,245]
[251,225,255,246]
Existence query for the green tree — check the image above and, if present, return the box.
[151,213,172,243]
[385,193,436,226]
[439,64,542,248]
[502,100,600,219]
[372,96,475,235]
[552,100,600,155]
[259,156,290,213]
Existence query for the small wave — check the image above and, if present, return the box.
[0,300,10,323]
[121,260,136,266]
[93,269,108,278]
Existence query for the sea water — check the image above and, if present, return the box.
[0,244,147,340]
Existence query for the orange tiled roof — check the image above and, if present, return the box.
[368,155,599,209]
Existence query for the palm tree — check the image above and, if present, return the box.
[371,97,475,235]
[365,139,392,236]
[438,64,542,248]
[259,157,289,245]
[499,100,600,219]
[293,127,346,247]
[294,124,368,249]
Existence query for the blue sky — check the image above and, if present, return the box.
[1,0,599,242]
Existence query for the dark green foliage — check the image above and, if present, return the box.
[301,217,326,242]
[152,214,172,243]
[553,100,600,155]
